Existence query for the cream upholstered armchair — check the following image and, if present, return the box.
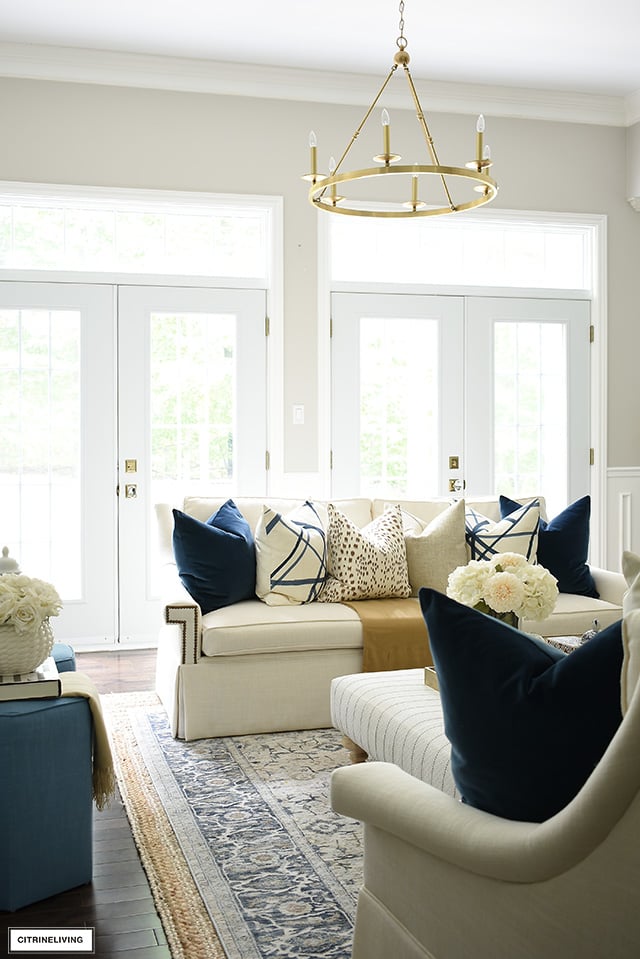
[330,557,640,959]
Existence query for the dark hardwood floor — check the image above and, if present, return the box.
[0,649,170,959]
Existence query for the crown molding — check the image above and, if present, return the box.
[0,41,633,127]
[626,89,640,126]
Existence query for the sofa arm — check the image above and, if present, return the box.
[165,601,202,666]
[159,561,193,604]
[159,562,203,666]
[330,757,635,884]
[332,763,547,883]
[590,566,626,606]
[155,502,176,566]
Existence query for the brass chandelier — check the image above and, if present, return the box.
[303,1,498,218]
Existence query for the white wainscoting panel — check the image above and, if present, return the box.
[606,468,640,571]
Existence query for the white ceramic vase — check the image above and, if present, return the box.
[0,619,55,675]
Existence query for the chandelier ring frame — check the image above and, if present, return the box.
[309,164,498,218]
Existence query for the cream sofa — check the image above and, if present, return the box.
[155,495,625,740]
[329,556,640,959]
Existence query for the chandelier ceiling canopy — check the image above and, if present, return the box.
[303,1,498,218]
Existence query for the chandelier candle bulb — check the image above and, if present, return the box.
[309,130,317,177]
[476,114,485,164]
[474,144,493,193]
[382,109,391,160]
[302,130,325,183]
[403,163,426,210]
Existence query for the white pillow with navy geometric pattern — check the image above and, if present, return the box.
[465,500,539,562]
[255,501,327,606]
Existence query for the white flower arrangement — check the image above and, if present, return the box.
[447,552,558,623]
[0,573,63,634]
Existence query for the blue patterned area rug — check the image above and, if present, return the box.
[104,693,362,959]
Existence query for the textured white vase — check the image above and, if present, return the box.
[0,619,55,675]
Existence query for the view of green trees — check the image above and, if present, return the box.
[0,204,266,277]
[494,321,566,500]
[150,313,235,486]
[0,308,81,477]
[0,308,82,590]
[359,317,438,496]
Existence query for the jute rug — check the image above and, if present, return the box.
[102,692,362,959]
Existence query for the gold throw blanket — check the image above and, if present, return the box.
[343,598,433,672]
[61,671,116,811]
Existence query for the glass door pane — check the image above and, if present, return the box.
[150,311,238,503]
[0,282,117,643]
[1,307,81,593]
[466,296,590,518]
[331,293,464,499]
[494,321,568,507]
[359,317,439,494]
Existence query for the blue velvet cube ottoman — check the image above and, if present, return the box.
[0,695,93,911]
[51,641,77,673]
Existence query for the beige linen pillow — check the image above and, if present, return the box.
[318,503,411,603]
[403,499,468,596]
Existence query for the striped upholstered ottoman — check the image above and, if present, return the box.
[330,668,457,797]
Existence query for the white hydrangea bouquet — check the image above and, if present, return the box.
[447,552,558,627]
[0,573,63,675]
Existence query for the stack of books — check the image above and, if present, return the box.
[0,656,62,702]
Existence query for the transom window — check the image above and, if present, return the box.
[330,211,592,289]
[0,185,272,279]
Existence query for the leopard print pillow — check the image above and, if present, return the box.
[318,503,411,602]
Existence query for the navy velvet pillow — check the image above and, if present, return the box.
[499,495,599,597]
[172,500,256,615]
[419,588,623,822]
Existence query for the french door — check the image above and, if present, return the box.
[330,291,591,512]
[0,282,117,643]
[0,281,267,646]
[117,286,267,644]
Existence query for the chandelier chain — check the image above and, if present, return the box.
[397,0,407,50]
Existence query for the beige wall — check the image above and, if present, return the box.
[627,121,640,202]
[2,77,640,474]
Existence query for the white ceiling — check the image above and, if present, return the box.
[1,0,639,120]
